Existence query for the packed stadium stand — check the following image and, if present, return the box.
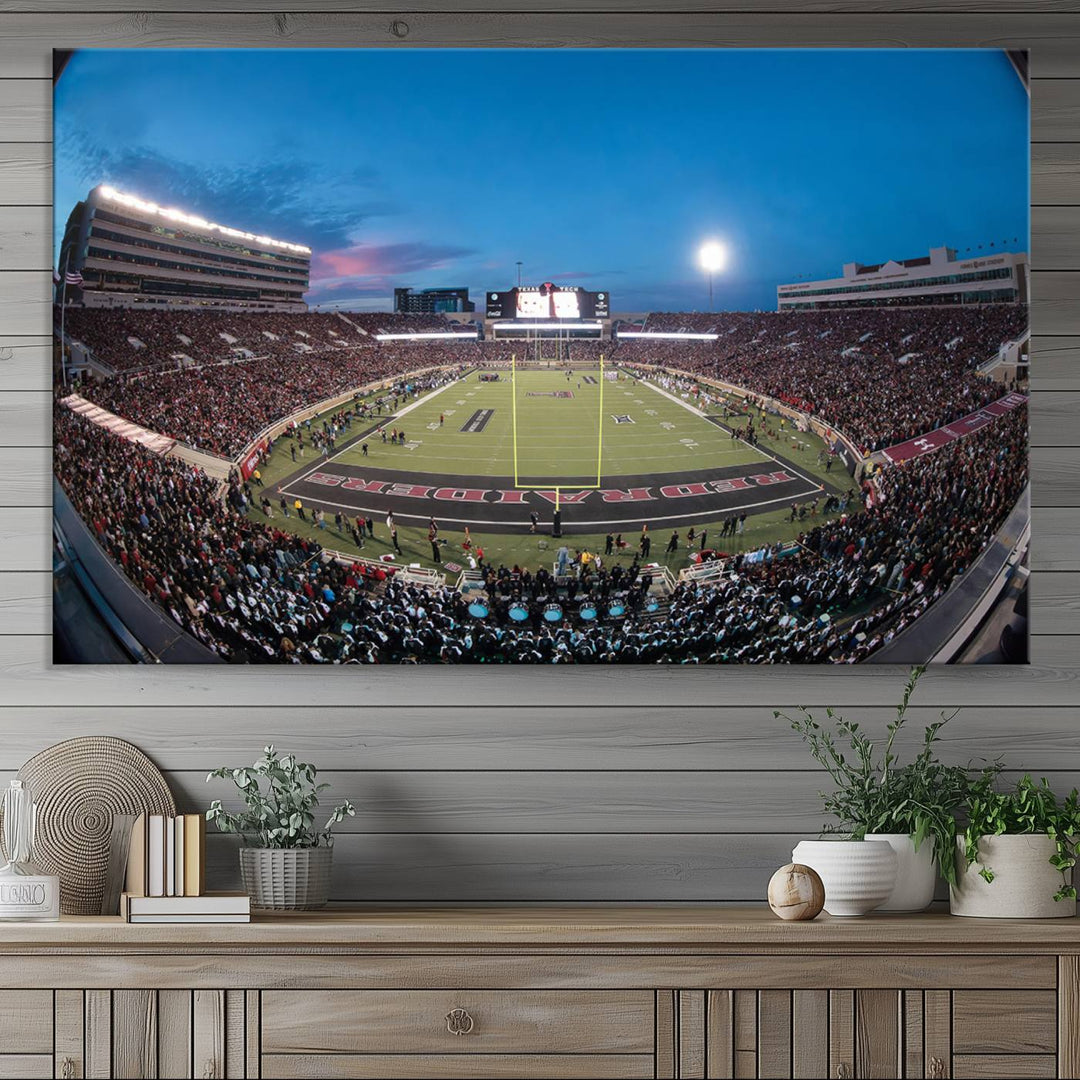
[75,342,507,457]
[53,393,1027,664]
[62,309,370,373]
[343,311,471,335]
[613,305,1027,453]
[53,295,1029,664]
[64,304,1024,459]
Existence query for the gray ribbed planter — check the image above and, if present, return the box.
[239,846,332,910]
[950,835,1076,919]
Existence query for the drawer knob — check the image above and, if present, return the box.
[928,1057,947,1079]
[60,1058,77,1080]
[446,1007,475,1036]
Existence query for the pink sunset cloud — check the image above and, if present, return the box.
[312,241,474,283]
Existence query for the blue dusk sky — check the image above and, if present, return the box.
[54,49,1029,312]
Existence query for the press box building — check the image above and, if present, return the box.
[57,185,311,312]
[776,245,1028,311]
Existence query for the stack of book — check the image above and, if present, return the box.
[120,813,250,923]
[120,892,250,923]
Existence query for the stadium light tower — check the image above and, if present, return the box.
[698,239,729,312]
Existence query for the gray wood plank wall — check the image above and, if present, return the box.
[1,4,1076,903]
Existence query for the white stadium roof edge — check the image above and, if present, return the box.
[95,184,311,254]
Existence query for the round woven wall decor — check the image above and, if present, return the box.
[16,736,175,914]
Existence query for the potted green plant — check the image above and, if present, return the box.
[778,666,983,913]
[206,746,355,910]
[951,773,1080,919]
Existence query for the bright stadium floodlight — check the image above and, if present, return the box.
[618,331,719,341]
[374,331,479,341]
[698,239,729,312]
[94,183,312,253]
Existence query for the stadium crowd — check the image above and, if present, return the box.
[54,387,1027,663]
[344,311,473,335]
[62,309,371,373]
[77,339,515,457]
[606,305,1025,452]
[62,304,1025,464]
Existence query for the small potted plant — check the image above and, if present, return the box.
[951,773,1080,919]
[206,746,355,910]
[779,666,982,914]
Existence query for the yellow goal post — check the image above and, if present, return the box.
[510,352,607,512]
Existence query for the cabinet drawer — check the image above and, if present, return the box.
[261,990,655,1055]
[0,992,52,1054]
[262,1052,655,1079]
[953,990,1057,1053]
[953,1054,1056,1079]
[0,1057,51,1080]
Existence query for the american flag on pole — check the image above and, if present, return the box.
[65,270,83,286]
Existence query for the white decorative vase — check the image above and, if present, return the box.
[949,834,1076,919]
[791,839,898,917]
[239,846,332,910]
[865,833,937,912]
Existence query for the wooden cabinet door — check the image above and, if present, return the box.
[697,988,870,1079]
[52,989,253,1080]
[193,990,248,1079]
[0,990,53,1078]
[52,990,110,1080]
[699,987,902,1079]
[701,988,844,1079]
[697,989,826,1079]
[920,989,1056,1079]
[695,986,1058,1080]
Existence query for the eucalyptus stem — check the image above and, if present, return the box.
[206,745,355,849]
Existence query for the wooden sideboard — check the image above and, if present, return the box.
[0,907,1078,1079]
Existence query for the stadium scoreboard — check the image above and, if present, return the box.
[486,284,609,320]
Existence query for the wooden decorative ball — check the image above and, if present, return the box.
[767,863,826,921]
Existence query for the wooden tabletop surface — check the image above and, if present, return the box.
[2,906,1078,952]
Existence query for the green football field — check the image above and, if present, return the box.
[331,367,773,482]
[251,371,847,574]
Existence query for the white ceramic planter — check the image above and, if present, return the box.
[864,833,937,913]
[949,834,1076,919]
[791,839,898,917]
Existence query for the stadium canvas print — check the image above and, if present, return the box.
[52,48,1030,665]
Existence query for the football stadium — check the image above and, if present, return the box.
[52,181,1030,665]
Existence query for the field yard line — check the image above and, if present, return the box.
[636,373,828,496]
[285,375,466,491]
[635,374,772,452]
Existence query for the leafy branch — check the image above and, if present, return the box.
[960,774,1080,902]
[206,745,355,849]
[775,666,995,887]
